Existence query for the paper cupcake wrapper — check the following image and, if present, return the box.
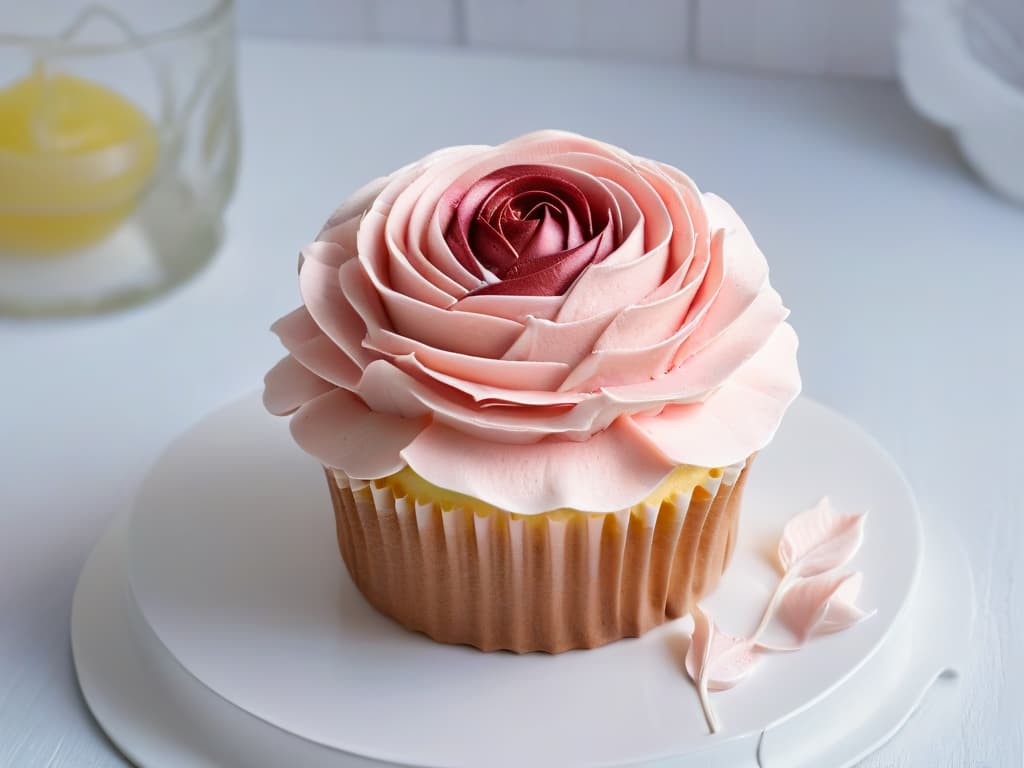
[325,459,751,654]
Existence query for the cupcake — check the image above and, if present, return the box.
[264,130,800,653]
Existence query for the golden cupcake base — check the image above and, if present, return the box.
[326,460,751,654]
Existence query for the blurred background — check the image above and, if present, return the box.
[2,0,1020,316]
[238,0,902,77]
[1,1,1023,767]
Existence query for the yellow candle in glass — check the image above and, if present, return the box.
[0,64,159,254]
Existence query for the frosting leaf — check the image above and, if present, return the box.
[689,499,873,734]
[777,497,866,578]
[759,571,872,649]
[685,608,761,733]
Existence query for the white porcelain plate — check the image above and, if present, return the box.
[71,394,965,767]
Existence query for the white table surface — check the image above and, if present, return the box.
[1,38,1022,768]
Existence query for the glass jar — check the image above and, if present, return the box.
[0,0,239,315]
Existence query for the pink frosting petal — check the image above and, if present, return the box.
[598,285,788,403]
[312,219,361,266]
[356,358,620,443]
[270,306,319,350]
[281,332,362,391]
[421,152,509,291]
[636,175,709,317]
[389,147,484,297]
[356,359,435,420]
[552,221,650,322]
[316,175,388,251]
[559,327,683,392]
[590,277,702,353]
[273,295,365,392]
[562,164,627,238]
[401,418,676,514]
[652,161,709,274]
[645,193,712,306]
[596,174,642,243]
[555,236,675,323]
[386,235,457,308]
[359,149,467,298]
[556,241,737,392]
[552,151,668,256]
[297,240,350,274]
[365,326,573,396]
[672,194,769,361]
[442,165,505,278]
[502,310,618,368]
[299,257,375,369]
[265,309,356,414]
[635,245,697,307]
[263,355,335,416]
[337,257,388,331]
[305,171,391,272]
[365,197,457,309]
[379,290,523,359]
[634,161,699,282]
[557,220,721,393]
[290,388,428,479]
[628,322,801,467]
[355,203,525,358]
[452,292,564,322]
[388,352,586,408]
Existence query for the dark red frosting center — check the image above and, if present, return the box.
[444,164,618,296]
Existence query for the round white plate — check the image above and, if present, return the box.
[70,394,970,767]
[74,397,974,768]
[71,488,971,768]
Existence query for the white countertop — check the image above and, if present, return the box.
[2,38,1022,767]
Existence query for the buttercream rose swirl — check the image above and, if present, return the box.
[445,164,618,296]
[265,130,800,514]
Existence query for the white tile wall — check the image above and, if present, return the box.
[235,0,459,44]
[578,0,692,65]
[368,0,459,44]
[462,0,582,52]
[236,0,371,42]
[235,0,899,79]
[461,0,692,63]
[694,0,898,78]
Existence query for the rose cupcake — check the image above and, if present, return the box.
[264,130,800,653]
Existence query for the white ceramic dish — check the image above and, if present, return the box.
[71,394,972,767]
[901,0,1024,204]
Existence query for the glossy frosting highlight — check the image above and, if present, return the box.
[445,164,617,295]
[264,130,801,514]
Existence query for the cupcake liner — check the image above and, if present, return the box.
[325,459,752,654]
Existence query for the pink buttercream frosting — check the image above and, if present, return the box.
[264,130,801,514]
